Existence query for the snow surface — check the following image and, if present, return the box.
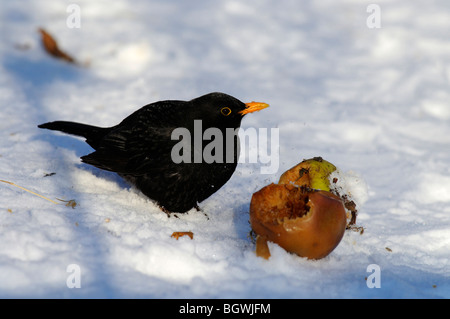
[1,0,449,298]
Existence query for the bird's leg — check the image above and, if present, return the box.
[194,204,209,220]
[159,205,173,218]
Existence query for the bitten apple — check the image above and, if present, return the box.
[278,156,336,191]
[250,183,347,260]
[279,156,359,226]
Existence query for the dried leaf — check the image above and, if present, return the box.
[43,172,56,177]
[56,198,77,209]
[171,231,194,240]
[38,28,76,64]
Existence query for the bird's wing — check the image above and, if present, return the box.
[81,102,188,176]
[81,125,178,175]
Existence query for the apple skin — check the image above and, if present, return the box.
[278,157,336,192]
[250,183,347,260]
[278,156,357,226]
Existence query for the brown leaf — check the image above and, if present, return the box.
[171,231,194,240]
[56,198,77,209]
[38,28,76,64]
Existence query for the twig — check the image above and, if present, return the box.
[0,179,59,205]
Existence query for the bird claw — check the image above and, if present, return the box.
[159,205,175,218]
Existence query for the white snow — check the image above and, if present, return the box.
[1,0,449,298]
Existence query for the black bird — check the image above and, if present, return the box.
[38,92,269,213]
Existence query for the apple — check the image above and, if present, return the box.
[278,157,336,190]
[279,156,358,226]
[250,183,347,259]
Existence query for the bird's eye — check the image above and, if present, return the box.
[221,107,232,116]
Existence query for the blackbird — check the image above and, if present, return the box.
[38,92,269,213]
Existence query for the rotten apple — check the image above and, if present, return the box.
[279,156,359,226]
[250,183,347,259]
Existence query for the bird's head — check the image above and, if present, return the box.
[191,92,269,129]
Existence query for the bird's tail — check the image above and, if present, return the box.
[38,121,108,148]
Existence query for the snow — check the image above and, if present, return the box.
[1,0,449,298]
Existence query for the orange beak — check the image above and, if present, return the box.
[239,101,269,115]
